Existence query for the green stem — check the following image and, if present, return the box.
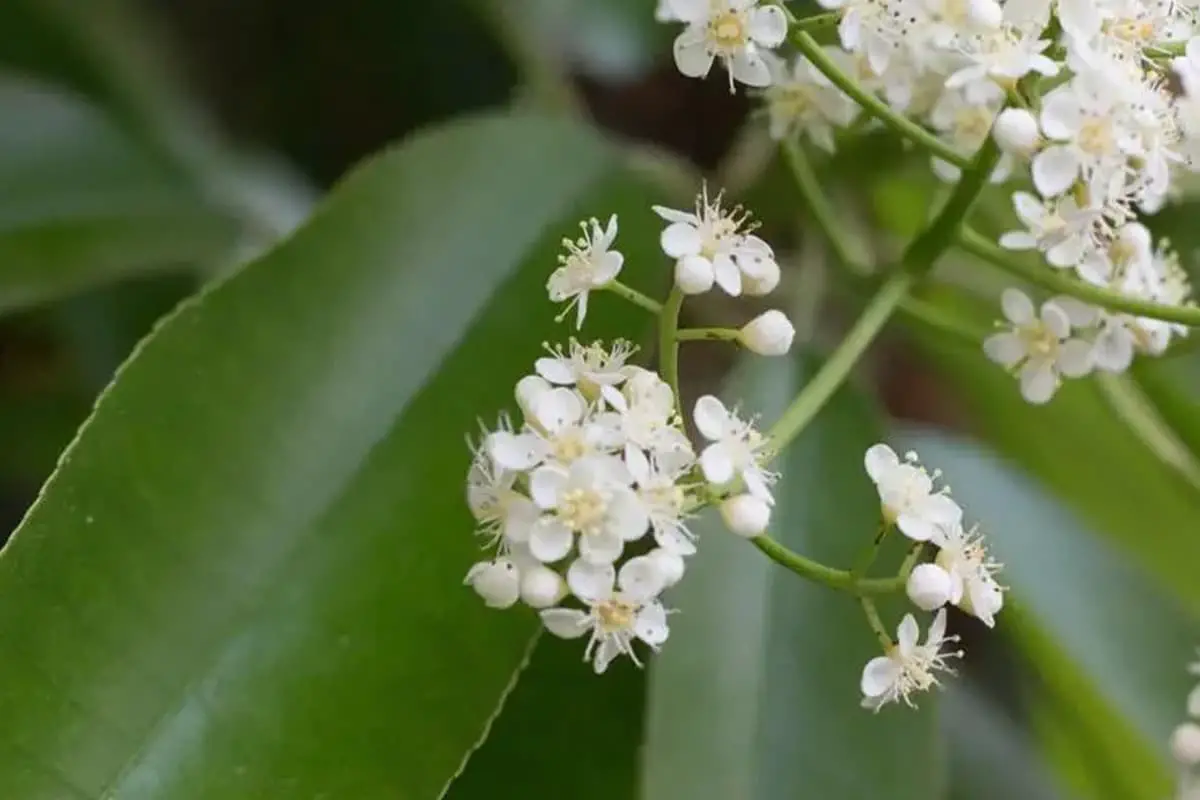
[780,137,867,273]
[792,10,841,34]
[903,138,1000,274]
[958,228,1200,327]
[602,280,663,314]
[791,31,969,170]
[852,522,891,578]
[752,536,907,594]
[766,270,914,453]
[659,287,685,410]
[898,542,926,579]
[860,597,893,650]
[676,327,742,343]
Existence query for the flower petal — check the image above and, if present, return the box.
[983,332,1025,368]
[700,443,736,486]
[661,221,702,258]
[541,608,591,639]
[567,559,615,602]
[1000,287,1035,325]
[579,529,624,565]
[1018,359,1058,404]
[674,33,716,78]
[1032,145,1079,197]
[529,519,574,563]
[863,443,899,483]
[635,603,671,647]
[529,465,567,509]
[533,387,584,433]
[488,431,547,471]
[712,252,743,295]
[692,395,730,441]
[749,5,788,47]
[897,613,919,651]
[860,656,902,697]
[1058,337,1097,377]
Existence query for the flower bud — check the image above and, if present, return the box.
[520,564,566,609]
[465,559,520,609]
[515,375,552,418]
[742,258,781,296]
[647,547,686,588]
[967,0,1003,29]
[675,255,715,295]
[1172,722,1200,766]
[720,493,772,538]
[739,310,795,356]
[906,563,953,611]
[992,108,1040,155]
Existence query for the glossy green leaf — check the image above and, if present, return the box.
[0,76,240,315]
[642,355,941,800]
[0,112,666,798]
[911,288,1200,611]
[893,427,1197,798]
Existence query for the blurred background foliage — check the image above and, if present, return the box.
[0,0,1196,797]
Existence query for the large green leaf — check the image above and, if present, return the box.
[0,112,666,797]
[894,427,1196,798]
[641,355,942,799]
[0,76,240,315]
[910,289,1200,611]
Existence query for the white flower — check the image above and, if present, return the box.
[464,558,521,609]
[1032,77,1134,198]
[467,424,542,549]
[693,395,776,502]
[762,51,860,147]
[646,546,687,588]
[928,83,1011,183]
[627,447,698,555]
[863,444,962,542]
[720,493,772,537]
[600,367,694,471]
[906,563,954,611]
[666,0,788,90]
[488,387,620,471]
[739,309,796,356]
[547,215,624,329]
[654,188,780,297]
[932,522,1004,627]
[998,191,1102,269]
[819,0,912,77]
[528,455,649,564]
[541,556,670,673]
[983,288,1095,404]
[535,339,636,406]
[860,610,961,711]
[945,25,1058,104]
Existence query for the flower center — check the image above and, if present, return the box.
[709,10,748,51]
[552,430,589,464]
[1019,322,1059,359]
[596,598,637,633]
[1104,17,1155,43]
[643,482,686,515]
[954,107,993,141]
[559,487,609,535]
[1078,117,1116,156]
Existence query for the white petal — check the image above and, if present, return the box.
[666,0,708,22]
[998,231,1037,251]
[712,252,743,295]
[700,443,736,486]
[1040,303,1070,339]
[983,332,1025,368]
[1018,360,1058,404]
[625,445,651,485]
[1039,89,1082,140]
[529,519,574,563]
[1011,191,1044,226]
[692,395,730,440]
[488,431,546,471]
[529,465,567,509]
[579,530,624,564]
[635,603,670,647]
[749,5,788,47]
[916,493,963,526]
[1031,146,1079,197]
[652,205,698,225]
[863,443,899,483]
[896,613,920,652]
[503,496,540,543]
[608,490,651,542]
[730,50,773,87]
[618,555,667,602]
[540,608,591,639]
[1000,287,1035,325]
[661,222,702,258]
[860,656,902,697]
[533,387,584,433]
[567,559,615,602]
[592,638,622,674]
[927,608,948,642]
[896,513,938,542]
[592,251,624,284]
[674,33,715,78]
[1057,338,1096,377]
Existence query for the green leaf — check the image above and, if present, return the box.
[893,427,1196,798]
[642,355,942,800]
[445,635,647,799]
[0,112,666,798]
[0,76,240,315]
[911,288,1200,611]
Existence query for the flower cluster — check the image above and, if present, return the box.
[858,444,1004,709]
[1173,650,1200,799]
[465,198,792,674]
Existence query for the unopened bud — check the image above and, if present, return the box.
[1172,722,1200,766]
[739,310,796,356]
[967,0,1003,28]
[515,375,552,418]
[992,108,1040,155]
[465,559,521,609]
[720,493,772,538]
[647,547,686,588]
[520,565,566,609]
[675,255,715,295]
[906,563,953,611]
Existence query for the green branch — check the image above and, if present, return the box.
[958,228,1200,327]
[602,280,663,314]
[752,536,908,595]
[676,327,741,343]
[658,287,684,411]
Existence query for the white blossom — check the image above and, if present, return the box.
[998,191,1102,269]
[761,50,860,147]
[860,610,961,710]
[932,522,1005,627]
[983,288,1094,404]
[547,215,624,329]
[654,188,780,297]
[541,556,670,673]
[864,443,962,542]
[535,339,636,406]
[627,447,698,555]
[666,0,789,90]
[693,395,776,502]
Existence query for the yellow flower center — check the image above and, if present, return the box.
[559,487,609,535]
[596,598,637,633]
[552,432,589,464]
[709,10,748,51]
[1078,117,1115,156]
